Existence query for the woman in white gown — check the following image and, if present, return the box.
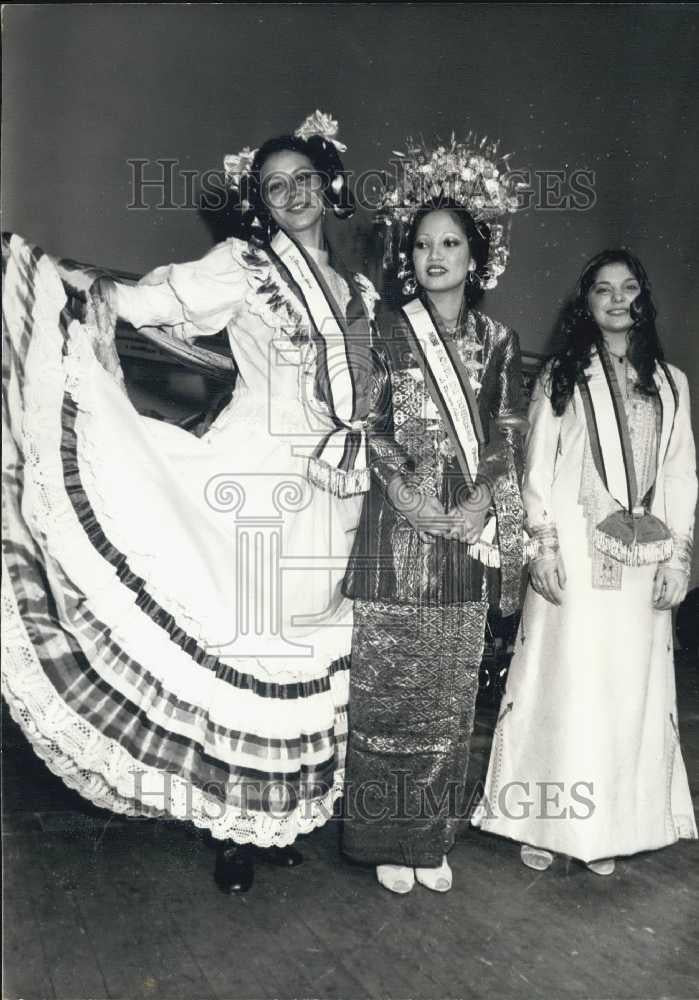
[2,112,386,893]
[474,249,697,874]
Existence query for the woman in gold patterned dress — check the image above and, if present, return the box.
[342,197,527,894]
[475,249,697,874]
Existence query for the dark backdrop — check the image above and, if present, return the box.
[3,2,698,576]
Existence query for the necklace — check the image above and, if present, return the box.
[444,320,465,336]
[439,302,466,336]
[603,340,627,365]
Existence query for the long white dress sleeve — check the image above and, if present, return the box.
[522,372,565,557]
[660,367,697,574]
[114,241,248,338]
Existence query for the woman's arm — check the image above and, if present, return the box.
[366,341,449,541]
[663,369,697,572]
[524,369,567,605]
[365,343,414,487]
[111,242,247,339]
[455,328,526,543]
[446,328,527,614]
[654,368,697,609]
[485,326,526,486]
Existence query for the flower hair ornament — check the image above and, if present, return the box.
[377,131,526,290]
[223,110,348,215]
[294,110,347,152]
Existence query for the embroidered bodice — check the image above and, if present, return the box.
[343,305,526,609]
[526,354,695,586]
[388,312,483,497]
[624,372,659,502]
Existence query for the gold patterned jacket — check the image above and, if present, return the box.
[345,303,526,612]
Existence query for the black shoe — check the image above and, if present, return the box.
[214,842,255,894]
[256,844,304,868]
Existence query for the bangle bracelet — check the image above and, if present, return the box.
[668,532,693,576]
[528,522,560,560]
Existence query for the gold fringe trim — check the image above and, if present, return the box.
[466,533,539,568]
[307,457,370,497]
[593,528,673,567]
[466,538,502,568]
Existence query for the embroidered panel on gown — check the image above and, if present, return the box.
[388,312,492,604]
[579,370,659,589]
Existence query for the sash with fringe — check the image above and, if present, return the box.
[266,230,373,497]
[577,350,677,565]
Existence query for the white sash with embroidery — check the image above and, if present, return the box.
[401,298,483,483]
[577,351,677,565]
[268,231,371,497]
[400,298,534,569]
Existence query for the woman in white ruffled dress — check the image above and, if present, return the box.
[2,112,385,893]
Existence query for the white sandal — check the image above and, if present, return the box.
[376,864,415,894]
[520,844,554,871]
[586,858,615,876]
[415,856,452,893]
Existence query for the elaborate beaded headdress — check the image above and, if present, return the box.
[377,132,525,289]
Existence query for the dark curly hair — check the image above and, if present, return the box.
[406,197,491,307]
[237,134,354,243]
[547,248,664,416]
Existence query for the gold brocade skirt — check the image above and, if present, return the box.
[342,598,487,868]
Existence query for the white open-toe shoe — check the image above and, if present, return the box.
[376,864,415,894]
[520,844,554,871]
[586,858,615,876]
[415,856,452,893]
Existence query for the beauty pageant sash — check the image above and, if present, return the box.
[577,350,677,565]
[266,230,372,496]
[400,298,535,597]
[401,297,485,486]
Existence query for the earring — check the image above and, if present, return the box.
[402,274,418,296]
[465,270,480,290]
[264,216,277,244]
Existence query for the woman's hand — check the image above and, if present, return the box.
[445,481,493,544]
[447,505,489,545]
[91,276,118,308]
[652,566,688,610]
[529,553,567,606]
[386,475,451,543]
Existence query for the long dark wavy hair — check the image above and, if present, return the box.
[237,134,354,243]
[405,197,491,308]
[547,248,664,416]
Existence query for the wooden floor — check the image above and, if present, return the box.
[3,657,698,1000]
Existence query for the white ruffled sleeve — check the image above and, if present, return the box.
[114,240,247,340]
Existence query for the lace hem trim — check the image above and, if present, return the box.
[1,570,345,846]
